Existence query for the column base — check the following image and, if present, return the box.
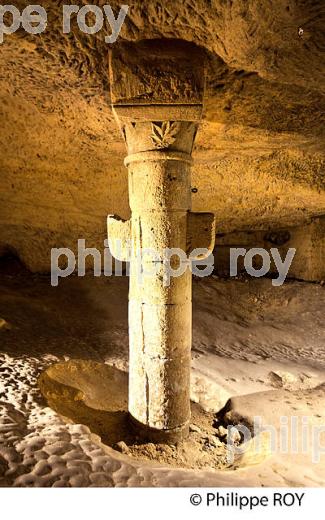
[129,413,190,444]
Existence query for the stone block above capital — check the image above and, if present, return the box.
[109,39,206,125]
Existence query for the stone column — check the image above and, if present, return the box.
[107,41,215,443]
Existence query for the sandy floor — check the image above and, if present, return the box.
[0,263,324,487]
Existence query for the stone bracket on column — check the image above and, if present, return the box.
[107,215,131,262]
[187,212,216,259]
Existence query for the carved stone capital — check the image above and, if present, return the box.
[121,120,198,156]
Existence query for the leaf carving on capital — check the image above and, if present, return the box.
[151,121,180,149]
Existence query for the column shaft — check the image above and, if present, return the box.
[127,152,192,439]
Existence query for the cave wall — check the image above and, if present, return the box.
[214,217,325,282]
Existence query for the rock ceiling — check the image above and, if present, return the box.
[0,0,324,270]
